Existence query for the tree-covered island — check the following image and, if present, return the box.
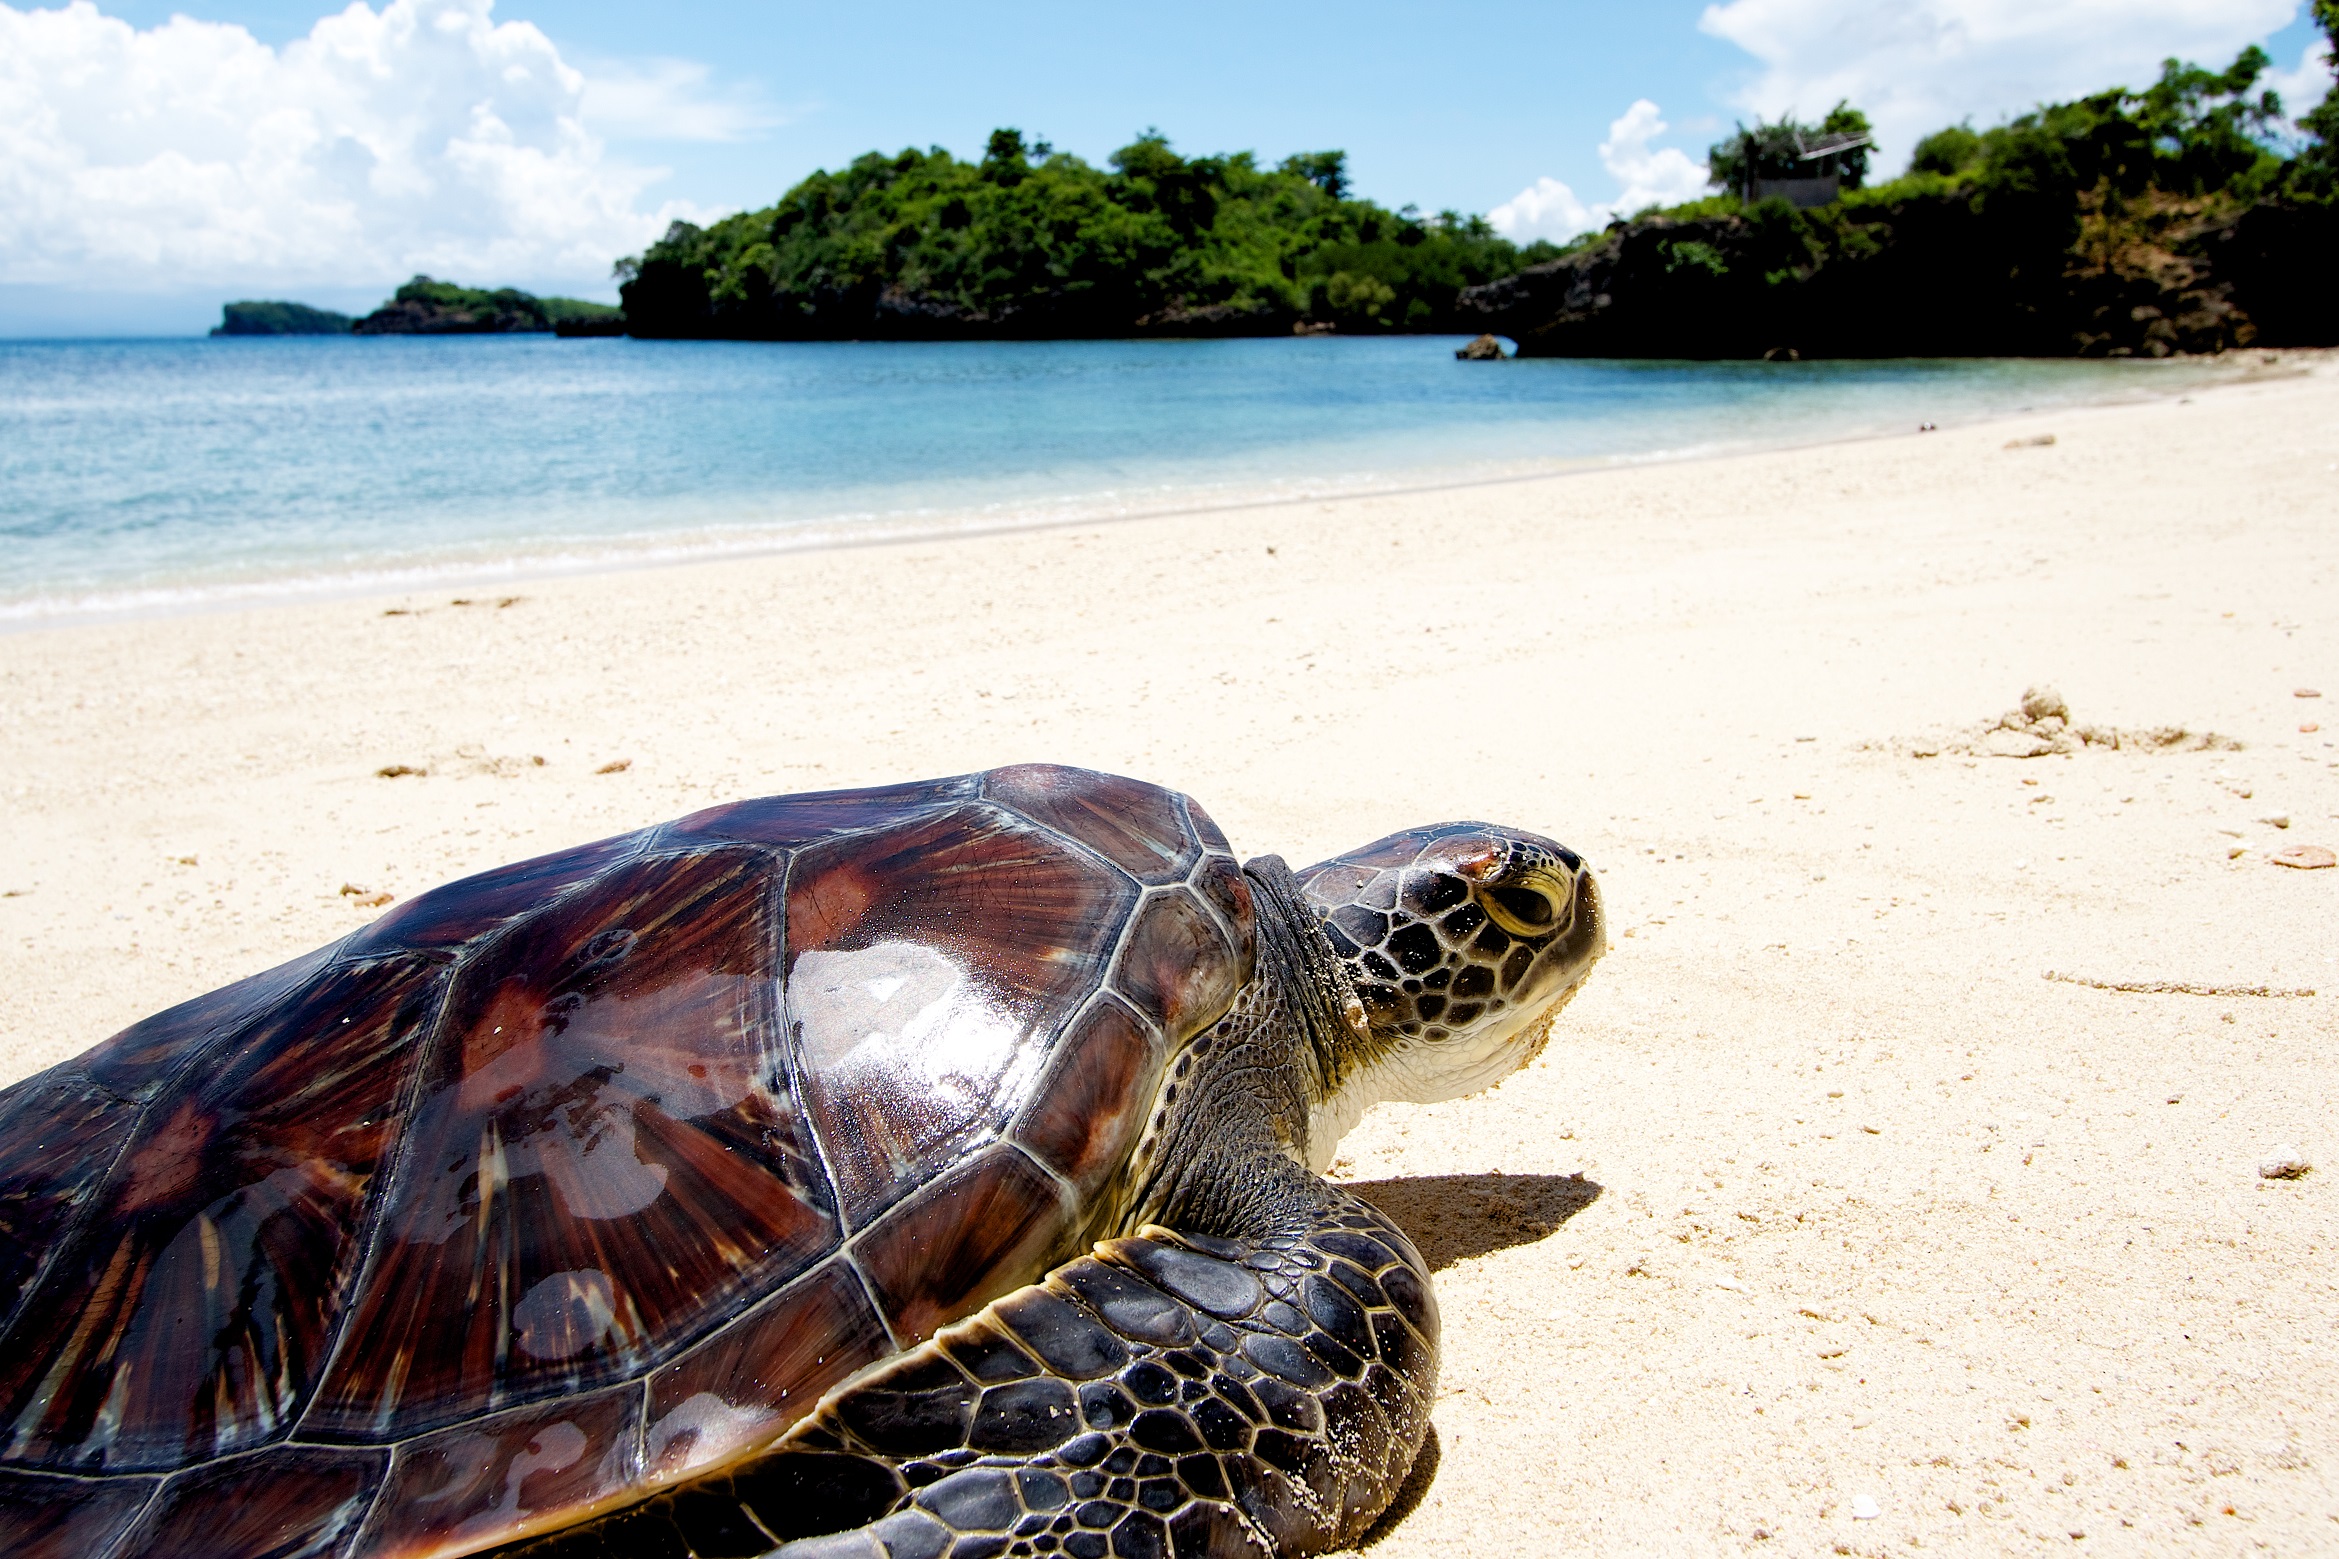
[617,132,1556,339]
[211,278,623,338]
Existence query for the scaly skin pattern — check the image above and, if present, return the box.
[502,1206,1434,1559]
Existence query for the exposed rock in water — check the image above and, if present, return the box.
[1455,333,1509,360]
[1133,300,1293,336]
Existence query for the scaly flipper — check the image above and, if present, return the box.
[503,1187,1436,1559]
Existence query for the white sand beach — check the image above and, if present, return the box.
[2,357,2333,1555]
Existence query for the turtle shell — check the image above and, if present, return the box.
[0,765,1255,1559]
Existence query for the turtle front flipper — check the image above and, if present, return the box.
[494,1189,1437,1559]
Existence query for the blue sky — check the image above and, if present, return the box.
[81,0,1765,219]
[1,0,2329,334]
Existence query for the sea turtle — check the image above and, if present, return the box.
[0,765,1603,1559]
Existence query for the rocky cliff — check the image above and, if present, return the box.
[1457,194,2339,359]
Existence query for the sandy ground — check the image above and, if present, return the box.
[2,358,2335,1557]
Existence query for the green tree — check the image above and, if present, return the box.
[616,130,1532,338]
[1277,151,1350,199]
[1908,124,1983,177]
[1708,103,1873,197]
[2290,0,2339,193]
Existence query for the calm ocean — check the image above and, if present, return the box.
[0,335,2223,622]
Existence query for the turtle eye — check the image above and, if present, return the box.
[1482,879,1565,937]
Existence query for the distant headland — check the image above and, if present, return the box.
[216,23,2339,357]
[1457,44,2339,358]
[214,276,622,338]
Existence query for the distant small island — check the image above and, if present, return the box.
[213,277,623,338]
[213,301,352,335]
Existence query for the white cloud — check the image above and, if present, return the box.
[578,57,788,145]
[2265,35,2334,133]
[1489,99,1715,243]
[0,0,711,294]
[1487,177,1595,243]
[1600,101,1718,214]
[1698,0,2300,173]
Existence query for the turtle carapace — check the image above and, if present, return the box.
[0,765,1604,1559]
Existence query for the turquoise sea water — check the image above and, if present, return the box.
[0,336,2224,622]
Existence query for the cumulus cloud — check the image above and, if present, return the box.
[1698,0,2300,173]
[1489,99,1714,243]
[0,0,708,293]
[2264,34,2335,133]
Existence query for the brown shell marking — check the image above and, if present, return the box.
[358,1387,638,1559]
[641,1263,892,1482]
[0,1466,159,1559]
[0,956,446,1472]
[784,802,1137,1227]
[306,847,829,1441]
[116,1444,387,1559]
[0,766,1255,1559]
[0,1074,139,1336]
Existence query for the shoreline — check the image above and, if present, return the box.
[2,354,2334,1554]
[1,348,2306,635]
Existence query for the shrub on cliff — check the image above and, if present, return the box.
[615,131,1547,340]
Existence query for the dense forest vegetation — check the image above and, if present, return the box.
[213,280,623,337]
[617,133,1560,339]
[1460,12,2339,357]
[211,300,352,335]
[352,277,623,335]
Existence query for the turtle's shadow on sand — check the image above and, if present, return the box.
[1344,1171,1604,1273]
[1338,1172,1604,1550]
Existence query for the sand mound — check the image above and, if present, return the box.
[1907,683,2242,758]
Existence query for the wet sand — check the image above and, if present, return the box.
[1,356,2334,1555]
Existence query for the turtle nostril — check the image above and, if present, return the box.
[1484,885,1557,935]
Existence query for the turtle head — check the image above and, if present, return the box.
[1296,823,1604,1109]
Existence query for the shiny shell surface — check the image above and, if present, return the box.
[0,766,1255,1559]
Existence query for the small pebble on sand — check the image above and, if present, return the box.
[2260,815,2291,829]
[595,758,633,774]
[2270,844,2336,869]
[2296,688,2323,699]
[2258,1149,2311,1181]
[1850,1494,1881,1520]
